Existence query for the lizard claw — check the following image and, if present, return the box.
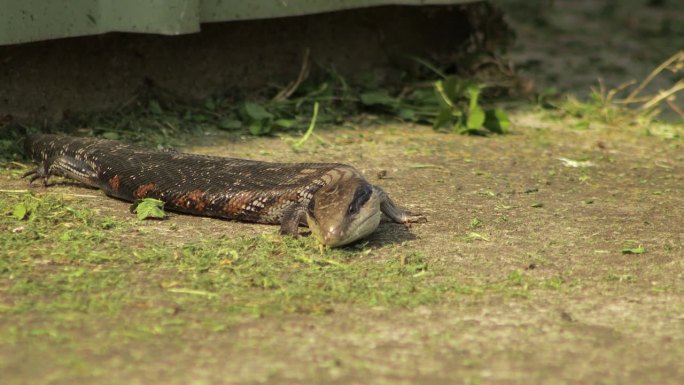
[22,165,49,186]
[400,212,427,230]
[402,212,427,224]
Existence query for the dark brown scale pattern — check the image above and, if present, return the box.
[26,135,351,224]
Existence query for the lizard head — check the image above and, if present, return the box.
[306,178,382,247]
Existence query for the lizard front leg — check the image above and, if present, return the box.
[375,186,427,224]
[24,155,99,187]
[279,204,307,237]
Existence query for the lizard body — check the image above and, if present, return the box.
[25,134,424,246]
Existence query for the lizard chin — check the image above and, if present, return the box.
[307,204,382,247]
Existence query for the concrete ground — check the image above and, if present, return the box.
[1,1,683,384]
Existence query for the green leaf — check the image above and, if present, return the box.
[439,76,481,104]
[243,102,273,121]
[59,231,73,241]
[466,105,486,130]
[398,108,416,121]
[359,91,398,108]
[12,203,28,220]
[355,71,385,90]
[218,118,242,130]
[466,85,481,107]
[101,132,120,140]
[248,121,271,136]
[433,108,456,130]
[530,202,544,208]
[484,108,510,134]
[274,119,297,128]
[442,76,464,104]
[148,100,163,115]
[130,199,166,220]
[408,88,438,105]
[191,114,208,123]
[452,118,468,134]
[465,232,490,242]
[622,246,645,254]
[433,80,453,110]
[204,98,216,111]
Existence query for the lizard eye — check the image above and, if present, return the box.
[347,185,372,215]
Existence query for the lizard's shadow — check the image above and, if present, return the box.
[25,179,99,190]
[349,219,419,248]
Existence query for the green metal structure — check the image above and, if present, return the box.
[0,0,473,45]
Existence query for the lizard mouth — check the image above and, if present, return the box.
[320,209,382,247]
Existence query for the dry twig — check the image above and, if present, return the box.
[272,48,311,102]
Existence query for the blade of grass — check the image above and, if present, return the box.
[640,81,684,110]
[624,51,684,103]
[410,56,447,79]
[292,102,320,150]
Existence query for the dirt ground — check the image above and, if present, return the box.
[2,1,684,385]
[2,118,683,384]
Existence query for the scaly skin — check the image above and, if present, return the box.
[24,134,425,246]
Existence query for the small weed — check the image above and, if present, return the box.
[507,270,525,286]
[396,252,429,276]
[606,273,634,283]
[526,252,550,268]
[557,51,684,130]
[0,59,513,163]
[464,232,490,242]
[541,276,563,290]
[432,76,510,135]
